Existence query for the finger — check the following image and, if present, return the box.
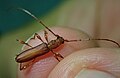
[49,48,120,78]
[17,27,96,78]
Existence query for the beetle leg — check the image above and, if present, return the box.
[16,39,32,47]
[31,33,44,43]
[20,59,35,70]
[51,50,64,61]
[44,30,49,43]
[54,52,64,62]
[20,63,27,70]
[54,54,60,62]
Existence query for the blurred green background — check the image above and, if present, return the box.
[0,0,64,78]
[1,0,120,78]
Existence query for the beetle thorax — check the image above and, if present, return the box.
[48,37,64,50]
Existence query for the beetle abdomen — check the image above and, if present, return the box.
[16,43,49,63]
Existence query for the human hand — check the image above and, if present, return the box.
[17,27,120,78]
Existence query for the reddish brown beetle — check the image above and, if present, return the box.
[15,8,120,70]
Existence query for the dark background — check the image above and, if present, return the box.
[0,0,62,34]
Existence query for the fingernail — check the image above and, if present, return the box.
[75,69,115,78]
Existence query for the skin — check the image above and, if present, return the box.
[16,1,120,78]
[17,27,120,78]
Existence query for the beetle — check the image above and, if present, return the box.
[15,8,120,70]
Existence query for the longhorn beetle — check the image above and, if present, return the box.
[15,8,120,70]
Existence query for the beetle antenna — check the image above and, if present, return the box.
[18,8,57,36]
[65,38,120,48]
[92,38,120,48]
